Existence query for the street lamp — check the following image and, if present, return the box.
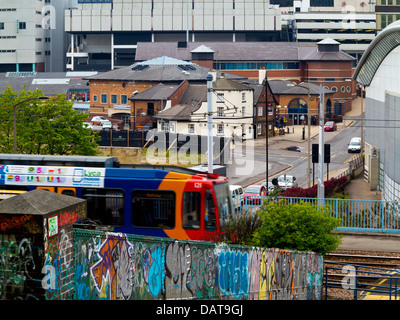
[13,96,49,154]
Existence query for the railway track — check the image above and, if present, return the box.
[323,251,400,300]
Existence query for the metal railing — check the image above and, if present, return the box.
[325,262,400,300]
[231,195,400,233]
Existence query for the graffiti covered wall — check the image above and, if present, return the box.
[0,201,86,300]
[73,229,324,300]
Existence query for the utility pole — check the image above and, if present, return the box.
[317,85,325,206]
[207,73,213,174]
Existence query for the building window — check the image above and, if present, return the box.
[257,124,262,135]
[121,94,127,104]
[93,95,97,102]
[217,106,224,117]
[217,93,224,103]
[242,92,246,102]
[0,23,4,30]
[217,124,224,134]
[242,106,246,115]
[19,22,26,30]
[111,94,117,104]
[101,94,107,104]
[258,107,263,116]
[188,124,195,133]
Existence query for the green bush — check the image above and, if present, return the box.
[222,211,263,245]
[250,200,342,255]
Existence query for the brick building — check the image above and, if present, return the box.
[135,39,356,114]
[85,56,244,129]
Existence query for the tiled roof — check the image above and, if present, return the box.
[135,41,355,62]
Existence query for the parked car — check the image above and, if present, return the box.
[348,137,361,153]
[82,122,93,130]
[324,121,337,131]
[261,181,275,193]
[243,185,267,204]
[277,175,298,190]
[229,185,244,211]
[91,116,112,128]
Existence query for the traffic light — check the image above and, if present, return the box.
[312,144,318,163]
[324,143,330,163]
[312,143,330,163]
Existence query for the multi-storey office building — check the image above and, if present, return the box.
[278,0,376,62]
[0,0,76,72]
[375,0,400,32]
[64,0,282,71]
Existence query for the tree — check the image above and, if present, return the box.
[251,200,342,255]
[0,86,99,155]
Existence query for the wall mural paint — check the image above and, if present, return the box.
[0,227,323,300]
[73,229,324,300]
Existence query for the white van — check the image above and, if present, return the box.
[229,185,244,210]
[348,137,361,153]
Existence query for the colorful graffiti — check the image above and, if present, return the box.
[72,229,324,300]
[1,227,324,300]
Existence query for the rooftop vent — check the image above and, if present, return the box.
[132,64,149,71]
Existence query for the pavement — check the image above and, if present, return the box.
[231,98,400,254]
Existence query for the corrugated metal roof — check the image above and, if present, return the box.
[353,20,400,86]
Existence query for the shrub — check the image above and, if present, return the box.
[222,211,263,245]
[250,200,342,255]
[279,176,349,198]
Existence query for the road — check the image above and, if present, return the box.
[226,119,362,188]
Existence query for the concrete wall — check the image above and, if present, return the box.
[73,229,323,300]
[97,146,142,164]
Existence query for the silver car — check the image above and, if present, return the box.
[277,175,298,190]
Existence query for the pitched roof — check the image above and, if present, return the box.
[0,72,90,96]
[213,77,254,91]
[86,57,244,82]
[0,189,85,215]
[268,80,335,95]
[135,42,355,62]
[155,84,207,121]
[129,83,182,100]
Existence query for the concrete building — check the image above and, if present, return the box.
[0,0,76,73]
[64,0,282,71]
[353,20,400,201]
[375,0,400,32]
[278,0,376,62]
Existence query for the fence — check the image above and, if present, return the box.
[98,129,230,152]
[231,196,400,234]
[325,262,400,300]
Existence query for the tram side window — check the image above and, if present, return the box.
[132,190,175,229]
[205,190,216,231]
[182,191,201,230]
[82,188,124,225]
